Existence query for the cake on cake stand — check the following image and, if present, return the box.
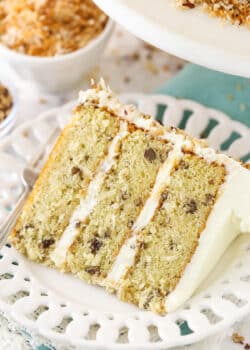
[94,0,250,78]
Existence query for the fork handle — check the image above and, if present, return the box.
[0,188,29,249]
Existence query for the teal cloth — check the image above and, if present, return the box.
[158,64,250,128]
[34,63,250,350]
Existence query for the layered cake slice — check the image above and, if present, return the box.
[11,81,250,315]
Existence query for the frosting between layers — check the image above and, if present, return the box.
[106,144,184,287]
[50,121,128,268]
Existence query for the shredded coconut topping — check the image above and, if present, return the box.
[178,0,250,26]
[0,0,108,56]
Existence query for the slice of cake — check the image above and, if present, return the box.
[11,81,250,315]
[178,0,250,27]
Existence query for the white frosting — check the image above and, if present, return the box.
[79,83,157,132]
[50,121,128,268]
[78,80,240,173]
[107,144,183,286]
[166,165,250,312]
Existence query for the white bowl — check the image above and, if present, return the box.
[0,19,114,93]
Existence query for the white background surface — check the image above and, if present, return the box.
[0,25,249,350]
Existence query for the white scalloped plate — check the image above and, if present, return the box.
[0,94,249,350]
[94,0,250,78]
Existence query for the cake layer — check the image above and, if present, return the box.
[116,154,225,314]
[65,128,172,284]
[11,106,120,265]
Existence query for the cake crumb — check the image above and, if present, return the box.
[144,60,159,75]
[232,332,245,345]
[39,98,47,104]
[162,64,170,72]
[124,76,131,84]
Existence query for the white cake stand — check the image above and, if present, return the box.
[94,0,250,78]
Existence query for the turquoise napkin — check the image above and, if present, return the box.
[158,64,250,128]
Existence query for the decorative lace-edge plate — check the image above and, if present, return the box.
[0,94,249,350]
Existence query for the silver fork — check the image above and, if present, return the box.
[0,127,59,249]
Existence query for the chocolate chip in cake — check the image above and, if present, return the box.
[169,238,175,250]
[104,228,111,238]
[138,241,147,249]
[121,191,129,200]
[71,166,82,175]
[15,229,21,236]
[155,288,163,296]
[134,198,143,207]
[128,220,134,228]
[89,237,103,254]
[208,179,215,185]
[85,266,100,275]
[144,148,157,162]
[184,199,197,214]
[42,238,55,249]
[84,155,89,161]
[203,193,215,206]
[75,221,81,228]
[24,224,34,230]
